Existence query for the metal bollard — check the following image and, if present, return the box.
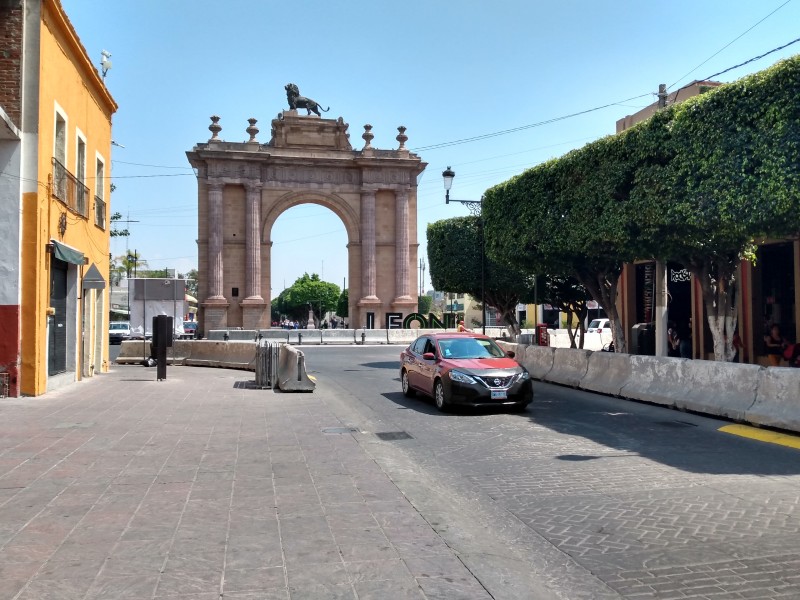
[223,332,229,342]
[298,332,303,345]
[361,332,366,345]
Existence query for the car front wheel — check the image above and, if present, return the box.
[434,379,449,412]
[401,370,416,397]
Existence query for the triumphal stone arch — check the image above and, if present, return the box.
[186,110,427,332]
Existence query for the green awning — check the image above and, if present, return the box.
[51,240,84,265]
[83,263,106,290]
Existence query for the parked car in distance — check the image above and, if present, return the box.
[109,321,131,345]
[587,318,610,334]
[181,321,198,339]
[400,332,533,412]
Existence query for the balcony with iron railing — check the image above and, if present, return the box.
[52,157,89,218]
[94,195,106,229]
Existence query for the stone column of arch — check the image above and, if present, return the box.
[393,188,412,302]
[360,190,379,301]
[207,180,225,300]
[244,181,263,300]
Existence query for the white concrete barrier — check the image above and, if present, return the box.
[678,360,760,421]
[581,352,631,397]
[387,329,418,345]
[116,340,151,364]
[355,329,388,344]
[321,329,356,344]
[617,355,690,408]
[523,345,555,380]
[748,368,800,431]
[288,330,321,345]
[183,340,256,370]
[546,348,591,387]
[277,344,315,392]
[259,330,290,343]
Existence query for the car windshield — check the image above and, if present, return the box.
[588,320,602,329]
[437,337,505,359]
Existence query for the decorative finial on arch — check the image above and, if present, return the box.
[362,124,374,150]
[208,115,222,142]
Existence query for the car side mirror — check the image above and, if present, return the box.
[506,350,516,358]
[422,352,436,361]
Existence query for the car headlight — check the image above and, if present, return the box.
[517,370,530,381]
[449,370,476,384]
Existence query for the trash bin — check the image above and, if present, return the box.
[630,322,655,355]
[152,315,173,380]
[536,323,549,346]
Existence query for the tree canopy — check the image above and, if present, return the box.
[482,54,800,360]
[427,216,536,336]
[272,273,341,327]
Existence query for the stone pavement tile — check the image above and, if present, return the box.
[338,540,399,562]
[323,501,373,516]
[222,590,289,600]
[283,541,342,567]
[14,576,95,600]
[154,568,222,596]
[222,566,286,593]
[392,538,454,559]
[404,554,477,584]
[225,543,283,570]
[286,560,349,588]
[83,574,160,599]
[331,526,390,546]
[415,577,494,600]
[287,583,355,599]
[344,557,413,583]
[353,578,425,600]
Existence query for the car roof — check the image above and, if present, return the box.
[421,332,491,341]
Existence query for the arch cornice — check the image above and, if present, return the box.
[262,190,361,244]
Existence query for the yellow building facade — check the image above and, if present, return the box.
[7,0,117,396]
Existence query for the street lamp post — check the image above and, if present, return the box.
[442,167,485,335]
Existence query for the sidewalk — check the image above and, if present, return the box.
[0,365,489,600]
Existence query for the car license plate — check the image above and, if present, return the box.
[491,390,507,400]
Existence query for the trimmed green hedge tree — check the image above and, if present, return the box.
[483,54,800,359]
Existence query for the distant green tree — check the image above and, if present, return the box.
[110,212,129,238]
[336,289,349,318]
[417,294,432,316]
[181,269,198,297]
[273,273,340,327]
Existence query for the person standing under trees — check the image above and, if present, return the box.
[764,324,788,366]
[678,320,693,359]
[667,321,681,358]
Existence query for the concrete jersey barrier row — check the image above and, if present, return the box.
[116,340,315,392]
[501,343,800,434]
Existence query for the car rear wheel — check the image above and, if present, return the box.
[401,370,416,397]
[434,379,449,412]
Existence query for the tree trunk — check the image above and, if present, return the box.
[688,258,739,362]
[576,268,626,353]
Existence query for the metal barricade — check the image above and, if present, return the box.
[254,341,280,389]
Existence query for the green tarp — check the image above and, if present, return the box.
[51,240,84,265]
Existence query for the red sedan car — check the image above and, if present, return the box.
[400,332,533,412]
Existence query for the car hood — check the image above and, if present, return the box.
[442,357,521,372]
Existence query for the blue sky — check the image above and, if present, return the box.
[62,0,800,298]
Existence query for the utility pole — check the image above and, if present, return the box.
[657,83,668,109]
[655,83,669,358]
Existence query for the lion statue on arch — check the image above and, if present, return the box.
[285,83,330,117]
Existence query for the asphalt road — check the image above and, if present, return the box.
[301,344,800,600]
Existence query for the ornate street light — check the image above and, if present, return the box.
[442,167,485,334]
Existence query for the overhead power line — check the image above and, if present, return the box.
[668,0,794,89]
[411,93,652,153]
